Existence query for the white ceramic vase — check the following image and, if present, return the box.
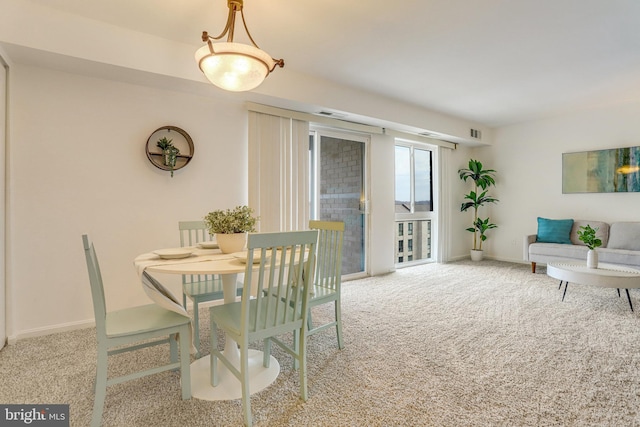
[587,249,598,269]
[470,249,484,262]
[216,232,247,254]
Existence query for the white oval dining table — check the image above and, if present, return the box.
[134,248,280,401]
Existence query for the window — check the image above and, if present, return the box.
[395,146,432,213]
[395,142,435,266]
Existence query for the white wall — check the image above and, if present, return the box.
[481,101,640,263]
[8,64,249,339]
[448,145,476,260]
[369,133,396,275]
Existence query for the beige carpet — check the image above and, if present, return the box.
[2,260,640,426]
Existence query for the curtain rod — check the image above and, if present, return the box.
[246,102,457,149]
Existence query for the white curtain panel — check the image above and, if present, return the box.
[248,111,310,232]
[437,146,452,262]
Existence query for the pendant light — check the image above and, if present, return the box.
[195,0,284,92]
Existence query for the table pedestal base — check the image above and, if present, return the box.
[190,350,280,401]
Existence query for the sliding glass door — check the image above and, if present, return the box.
[309,128,368,277]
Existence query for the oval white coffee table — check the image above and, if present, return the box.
[547,262,640,311]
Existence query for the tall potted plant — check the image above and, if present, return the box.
[204,205,258,253]
[459,159,499,261]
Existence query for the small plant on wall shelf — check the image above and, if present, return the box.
[157,136,180,177]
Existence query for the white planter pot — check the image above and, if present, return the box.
[470,249,484,262]
[587,249,598,269]
[216,233,247,254]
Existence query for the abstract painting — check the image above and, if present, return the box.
[563,146,640,193]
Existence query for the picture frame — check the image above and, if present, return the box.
[562,146,640,193]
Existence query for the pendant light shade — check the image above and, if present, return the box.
[196,0,284,92]
[195,41,277,92]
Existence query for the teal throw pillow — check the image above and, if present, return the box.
[536,217,574,244]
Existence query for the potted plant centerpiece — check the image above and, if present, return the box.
[204,205,258,254]
[577,224,602,269]
[459,159,499,261]
[157,136,180,177]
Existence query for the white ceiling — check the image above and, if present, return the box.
[12,0,640,127]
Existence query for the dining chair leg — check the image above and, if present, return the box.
[335,300,344,350]
[210,354,219,387]
[307,310,313,331]
[169,334,178,364]
[192,299,201,357]
[292,330,300,370]
[298,328,308,401]
[263,338,272,368]
[210,319,219,386]
[240,345,252,427]
[179,330,192,400]
[91,349,108,427]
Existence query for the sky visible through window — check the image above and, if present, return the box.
[395,146,431,205]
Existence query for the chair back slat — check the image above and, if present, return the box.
[179,220,212,245]
[82,235,107,338]
[242,231,317,334]
[178,221,215,284]
[287,245,307,321]
[310,220,345,291]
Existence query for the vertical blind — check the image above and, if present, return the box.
[248,111,310,232]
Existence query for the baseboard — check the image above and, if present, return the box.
[8,318,95,345]
[448,254,529,264]
[447,254,470,262]
[487,256,529,265]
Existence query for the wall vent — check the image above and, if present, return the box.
[470,128,482,139]
[317,111,347,119]
[419,132,437,138]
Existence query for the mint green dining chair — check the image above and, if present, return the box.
[307,220,345,349]
[179,220,242,356]
[82,235,191,427]
[209,230,318,427]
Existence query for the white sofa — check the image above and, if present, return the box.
[524,220,640,273]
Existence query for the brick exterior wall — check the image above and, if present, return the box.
[319,137,363,275]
